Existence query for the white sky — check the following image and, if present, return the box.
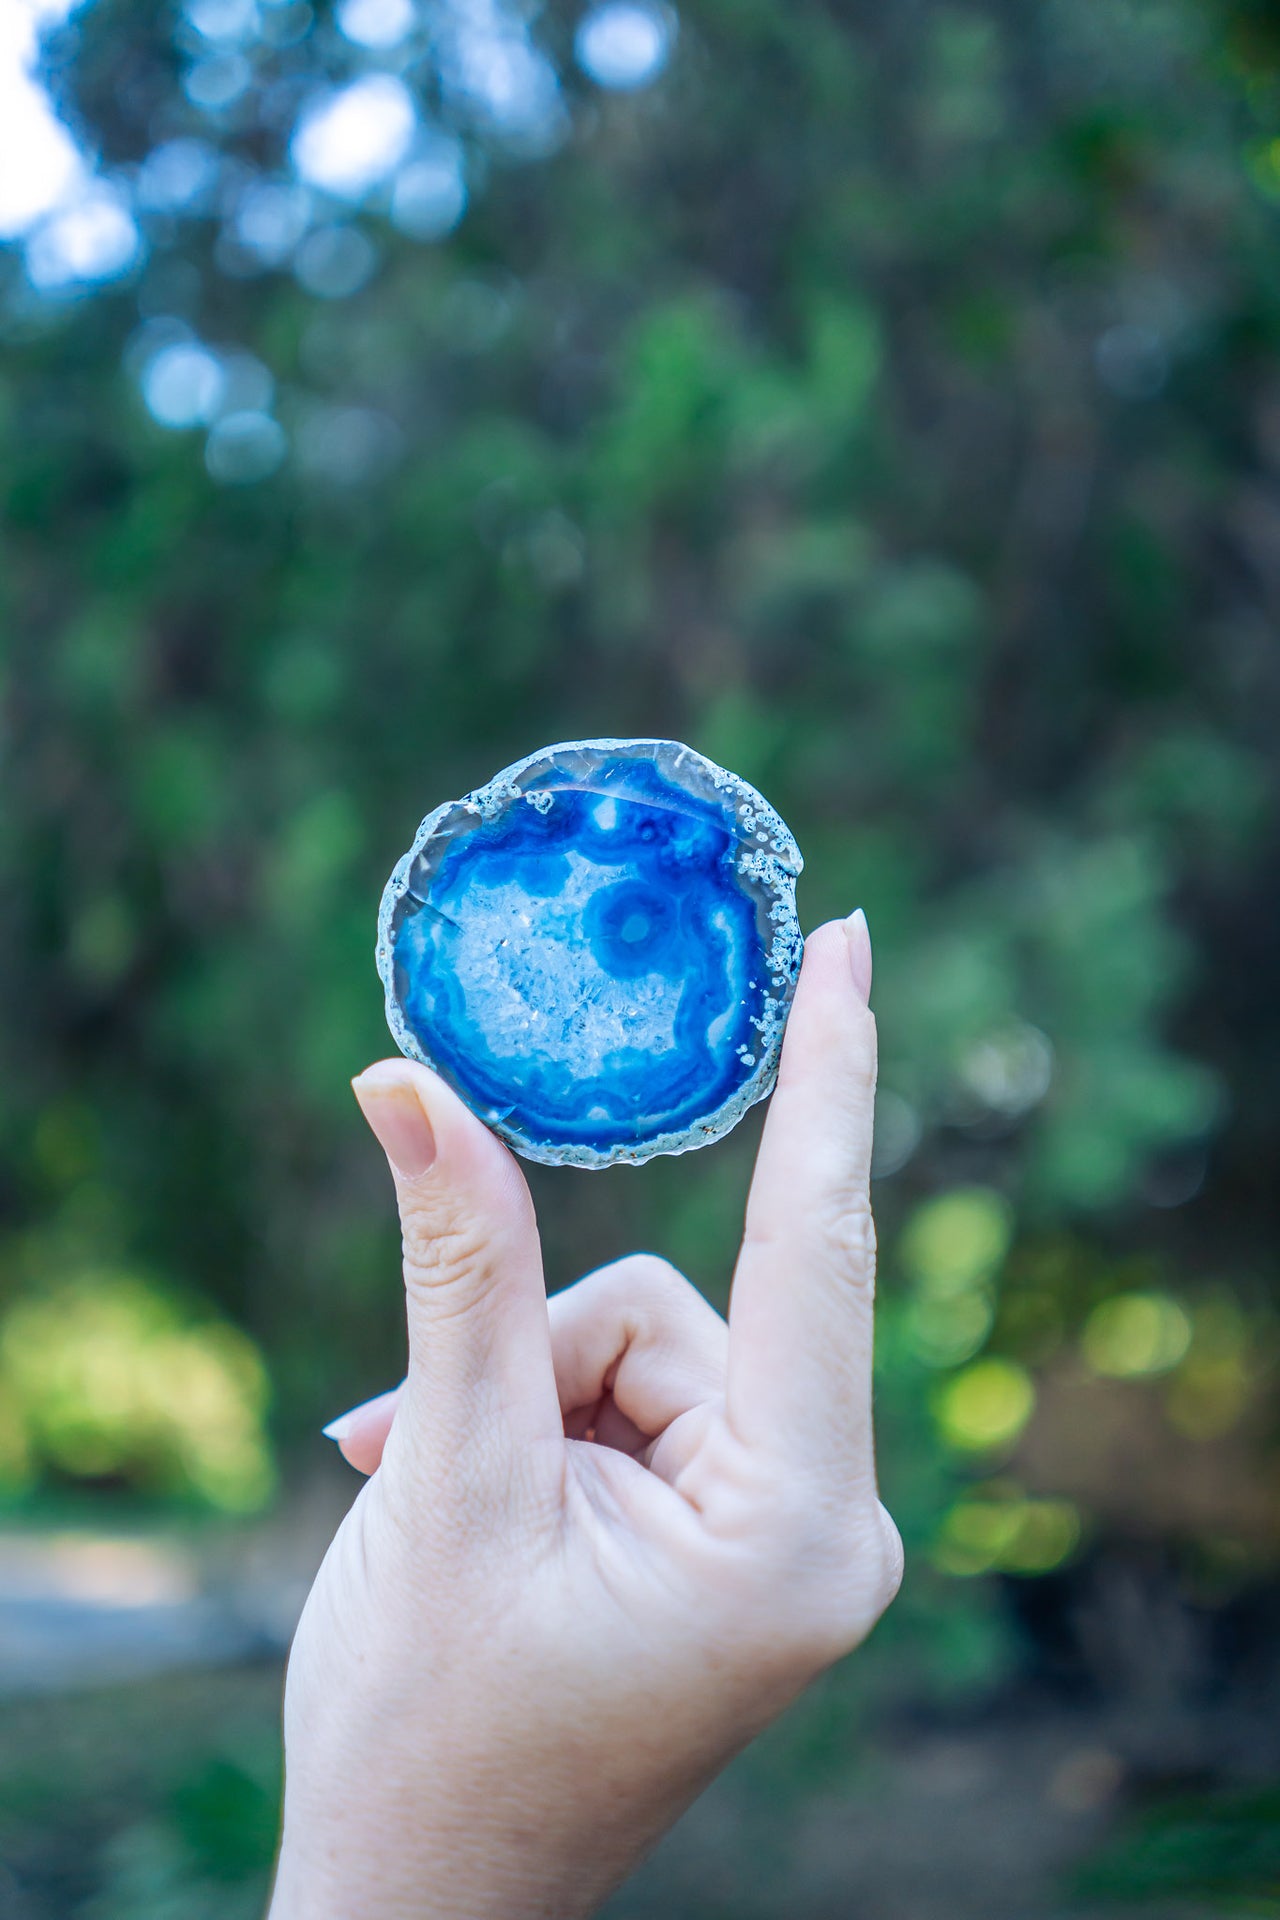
[0,0,84,236]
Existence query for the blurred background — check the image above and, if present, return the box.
[1,0,1279,1913]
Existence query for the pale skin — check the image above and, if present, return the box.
[269,910,902,1920]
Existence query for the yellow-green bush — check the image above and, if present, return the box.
[0,1273,274,1513]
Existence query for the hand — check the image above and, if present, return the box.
[269,912,901,1920]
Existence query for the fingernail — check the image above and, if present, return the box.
[321,1411,355,1442]
[845,908,873,1005]
[352,1066,437,1178]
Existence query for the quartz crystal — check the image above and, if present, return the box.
[377,737,803,1167]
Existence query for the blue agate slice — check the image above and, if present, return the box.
[376,738,803,1168]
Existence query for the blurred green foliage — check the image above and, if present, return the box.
[0,1268,272,1510]
[1073,1785,1280,1914]
[0,0,1277,1745]
[0,1670,282,1919]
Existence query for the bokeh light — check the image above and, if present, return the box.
[290,73,416,197]
[908,1288,995,1370]
[293,221,378,297]
[869,1089,922,1179]
[205,409,287,482]
[1082,1291,1192,1378]
[1095,323,1169,401]
[958,1019,1054,1119]
[439,5,565,150]
[901,1187,1013,1293]
[229,179,313,265]
[1161,1296,1256,1442]
[390,143,467,240]
[900,1189,1012,1367]
[185,0,259,42]
[141,342,227,428]
[336,0,414,51]
[935,1485,1081,1578]
[575,1,675,91]
[183,48,253,111]
[262,0,313,46]
[219,349,275,413]
[933,1357,1036,1454]
[135,137,222,214]
[24,183,141,288]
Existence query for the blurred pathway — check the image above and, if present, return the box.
[0,1472,351,1695]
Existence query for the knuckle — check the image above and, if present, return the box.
[630,1255,700,1328]
[621,1251,687,1299]
[809,1197,877,1275]
[738,1209,785,1261]
[576,1252,692,1327]
[577,1251,679,1295]
[875,1508,906,1607]
[746,1194,877,1279]
[399,1201,494,1295]
[762,1498,902,1667]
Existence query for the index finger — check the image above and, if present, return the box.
[725,912,879,1490]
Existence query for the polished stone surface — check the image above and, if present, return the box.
[377,738,803,1166]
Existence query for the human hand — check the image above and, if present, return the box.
[269,911,901,1920]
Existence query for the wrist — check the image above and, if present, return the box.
[268,1799,606,1920]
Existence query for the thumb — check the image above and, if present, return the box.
[352,1059,561,1474]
